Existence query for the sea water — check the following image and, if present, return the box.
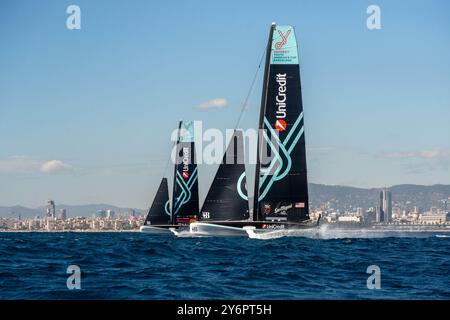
[0,231,449,299]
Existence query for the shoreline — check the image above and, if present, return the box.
[0,229,141,233]
[2,225,450,233]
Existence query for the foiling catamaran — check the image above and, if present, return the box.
[190,23,319,236]
[140,121,200,234]
[142,23,320,236]
[141,125,250,235]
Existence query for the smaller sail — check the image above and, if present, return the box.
[200,130,249,221]
[144,177,171,225]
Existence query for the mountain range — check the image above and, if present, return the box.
[309,183,450,212]
[1,184,449,218]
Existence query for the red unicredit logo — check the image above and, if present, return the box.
[182,171,189,179]
[275,119,287,131]
[275,29,291,49]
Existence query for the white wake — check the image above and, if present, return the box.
[171,224,450,240]
[246,224,450,240]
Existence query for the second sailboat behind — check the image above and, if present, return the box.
[140,120,199,234]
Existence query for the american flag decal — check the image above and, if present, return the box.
[295,202,305,208]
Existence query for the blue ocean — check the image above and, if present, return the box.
[0,231,449,299]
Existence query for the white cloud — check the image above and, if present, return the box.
[384,148,450,159]
[40,160,73,173]
[0,156,74,174]
[195,98,227,109]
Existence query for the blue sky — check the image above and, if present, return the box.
[1,0,450,208]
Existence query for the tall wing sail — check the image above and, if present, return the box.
[171,121,200,224]
[255,24,309,222]
[144,177,171,225]
[200,130,249,221]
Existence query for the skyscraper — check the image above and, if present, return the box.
[379,190,392,223]
[107,210,115,218]
[376,205,384,223]
[46,200,56,220]
[96,210,106,218]
[58,209,67,221]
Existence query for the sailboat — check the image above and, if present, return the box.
[190,23,319,236]
[140,120,199,234]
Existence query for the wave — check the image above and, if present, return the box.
[1,232,449,299]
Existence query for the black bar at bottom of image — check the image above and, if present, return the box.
[0,300,448,318]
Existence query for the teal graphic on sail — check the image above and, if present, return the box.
[237,112,304,201]
[165,167,198,216]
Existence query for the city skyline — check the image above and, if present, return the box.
[1,0,450,208]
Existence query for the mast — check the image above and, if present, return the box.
[171,120,182,225]
[253,23,276,221]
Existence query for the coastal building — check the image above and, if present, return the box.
[338,216,361,223]
[46,219,56,231]
[376,206,384,223]
[419,213,449,224]
[378,190,392,223]
[392,207,401,220]
[58,209,67,220]
[114,220,125,230]
[364,210,376,224]
[0,215,145,231]
[430,207,439,215]
[96,210,107,218]
[100,219,113,229]
[107,210,115,218]
[46,200,56,220]
[28,219,39,230]
[91,220,99,229]
[356,207,364,216]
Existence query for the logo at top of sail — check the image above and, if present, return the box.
[275,29,291,49]
[271,26,298,65]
